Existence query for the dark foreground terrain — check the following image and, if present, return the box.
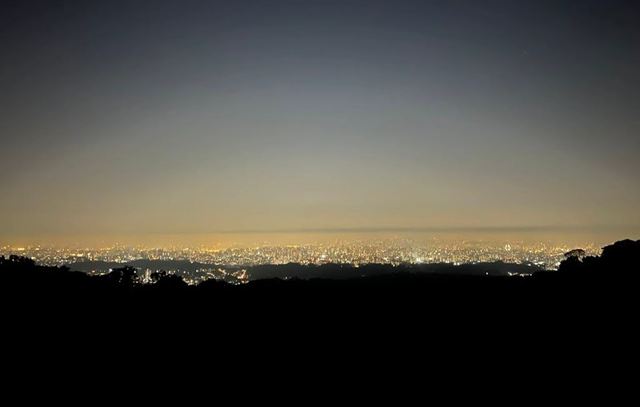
[2,239,638,385]
[2,239,638,318]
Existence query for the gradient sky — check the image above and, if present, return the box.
[1,0,639,244]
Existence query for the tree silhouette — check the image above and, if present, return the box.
[103,266,140,287]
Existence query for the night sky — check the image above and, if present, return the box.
[1,0,639,244]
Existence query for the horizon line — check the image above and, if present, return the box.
[2,224,639,240]
[210,225,640,235]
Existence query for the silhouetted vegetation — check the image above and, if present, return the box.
[2,238,638,359]
[1,240,638,311]
[557,239,640,279]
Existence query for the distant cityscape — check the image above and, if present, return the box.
[1,239,602,284]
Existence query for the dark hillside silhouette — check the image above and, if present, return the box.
[2,240,639,359]
[2,239,638,312]
[557,239,640,279]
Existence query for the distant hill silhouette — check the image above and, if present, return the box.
[64,258,540,282]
